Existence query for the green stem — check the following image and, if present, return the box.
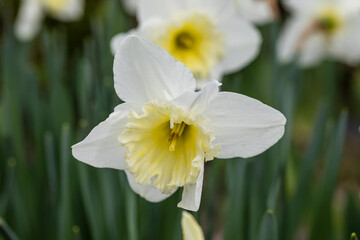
[0,217,20,240]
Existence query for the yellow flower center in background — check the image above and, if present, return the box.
[154,13,225,79]
[41,0,69,13]
[120,101,218,194]
[317,7,342,35]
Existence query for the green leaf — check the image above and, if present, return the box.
[258,210,279,240]
[0,217,20,240]
[58,124,72,240]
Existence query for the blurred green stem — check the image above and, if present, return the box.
[126,187,138,240]
[0,217,20,240]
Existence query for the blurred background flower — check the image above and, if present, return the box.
[233,0,277,25]
[14,0,84,41]
[111,0,261,87]
[277,0,360,67]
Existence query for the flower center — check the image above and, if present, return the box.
[169,122,187,151]
[41,0,69,13]
[175,32,195,50]
[119,101,218,194]
[153,12,225,79]
[316,8,342,34]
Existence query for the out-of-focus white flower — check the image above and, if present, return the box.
[111,0,261,87]
[278,0,360,67]
[122,0,138,15]
[181,211,204,240]
[14,0,84,41]
[233,0,276,25]
[73,35,286,211]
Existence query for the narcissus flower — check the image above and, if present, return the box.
[233,0,277,25]
[181,211,204,240]
[15,0,84,41]
[278,0,360,67]
[73,36,285,211]
[111,0,261,87]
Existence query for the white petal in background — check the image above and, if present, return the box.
[277,16,311,65]
[218,17,261,74]
[329,15,360,66]
[48,0,84,21]
[14,0,44,41]
[299,33,326,67]
[204,92,286,159]
[138,0,185,23]
[282,0,318,13]
[122,0,139,15]
[113,36,196,104]
[15,0,84,41]
[138,0,237,27]
[110,19,165,55]
[338,0,360,16]
[234,0,274,24]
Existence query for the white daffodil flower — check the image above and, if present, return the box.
[233,0,276,25]
[111,0,261,88]
[14,0,84,41]
[181,211,204,240]
[73,35,285,211]
[278,0,360,67]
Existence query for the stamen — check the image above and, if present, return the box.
[317,8,341,34]
[168,122,187,151]
[318,16,338,33]
[175,32,195,50]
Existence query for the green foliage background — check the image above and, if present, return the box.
[1,0,360,239]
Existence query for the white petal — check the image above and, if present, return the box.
[122,0,139,15]
[282,0,315,12]
[125,171,173,202]
[277,16,311,65]
[110,29,137,55]
[299,33,326,67]
[218,17,261,74]
[329,16,360,65]
[235,0,274,24]
[196,70,222,89]
[171,80,220,115]
[337,0,360,16]
[14,0,44,41]
[72,102,141,170]
[138,0,237,24]
[113,35,196,103]
[177,162,204,212]
[181,211,205,240]
[204,92,286,159]
[189,0,239,23]
[46,0,84,21]
[282,0,301,11]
